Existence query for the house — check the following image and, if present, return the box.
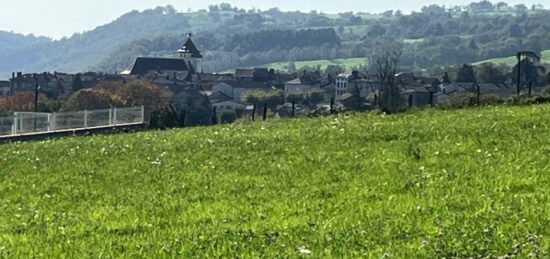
[172,89,209,108]
[401,87,433,107]
[211,81,274,101]
[234,68,276,82]
[0,81,10,97]
[9,72,73,96]
[334,71,370,101]
[284,73,321,96]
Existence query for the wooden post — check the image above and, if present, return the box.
[212,106,217,125]
[252,103,256,121]
[528,82,533,97]
[429,91,434,106]
[374,94,378,108]
[408,94,413,108]
[330,97,335,114]
[263,103,268,121]
[292,102,296,117]
[476,84,481,106]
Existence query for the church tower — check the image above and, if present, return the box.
[177,33,203,74]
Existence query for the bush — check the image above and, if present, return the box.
[220,111,237,124]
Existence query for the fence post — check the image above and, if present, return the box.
[292,102,296,117]
[263,103,268,121]
[12,113,17,135]
[47,113,52,131]
[429,91,434,106]
[84,110,88,128]
[330,98,335,114]
[109,108,113,125]
[19,113,23,134]
[52,113,56,131]
[113,107,117,126]
[528,82,533,97]
[252,104,256,122]
[140,106,145,123]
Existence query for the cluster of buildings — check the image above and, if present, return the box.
[0,33,519,114]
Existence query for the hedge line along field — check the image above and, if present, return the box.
[1,104,549,258]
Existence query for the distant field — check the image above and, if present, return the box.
[1,104,550,257]
[259,57,367,71]
[474,49,550,66]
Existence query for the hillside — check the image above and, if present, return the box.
[1,2,550,78]
[1,104,549,257]
[247,57,367,72]
[474,49,550,66]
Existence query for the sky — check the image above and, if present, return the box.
[0,0,546,39]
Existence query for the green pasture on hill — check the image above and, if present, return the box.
[260,57,367,71]
[474,49,550,66]
[1,105,550,257]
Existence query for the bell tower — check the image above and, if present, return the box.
[177,33,203,74]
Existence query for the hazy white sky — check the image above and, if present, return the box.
[0,0,545,39]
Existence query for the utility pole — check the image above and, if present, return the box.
[34,83,39,112]
[516,52,522,98]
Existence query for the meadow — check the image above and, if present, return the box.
[258,57,367,71]
[474,49,550,66]
[1,104,549,257]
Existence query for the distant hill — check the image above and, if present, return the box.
[1,2,550,79]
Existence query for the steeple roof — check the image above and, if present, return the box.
[178,33,203,58]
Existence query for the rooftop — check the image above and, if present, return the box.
[129,57,190,75]
[177,34,202,58]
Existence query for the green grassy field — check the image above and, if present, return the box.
[1,105,550,257]
[260,57,367,71]
[474,49,550,66]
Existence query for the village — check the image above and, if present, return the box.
[0,33,544,128]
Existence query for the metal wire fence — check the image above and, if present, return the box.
[0,106,144,137]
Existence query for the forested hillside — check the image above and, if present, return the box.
[1,2,550,78]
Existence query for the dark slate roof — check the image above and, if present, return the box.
[235,69,255,78]
[223,80,274,89]
[178,37,202,58]
[129,57,189,75]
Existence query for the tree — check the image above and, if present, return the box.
[456,64,476,82]
[72,74,83,92]
[0,91,48,112]
[93,80,172,110]
[307,89,325,105]
[185,96,212,126]
[421,4,447,15]
[367,24,386,38]
[286,94,306,104]
[512,59,540,86]
[496,2,509,11]
[220,111,237,124]
[476,63,507,84]
[63,89,118,111]
[369,42,403,113]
